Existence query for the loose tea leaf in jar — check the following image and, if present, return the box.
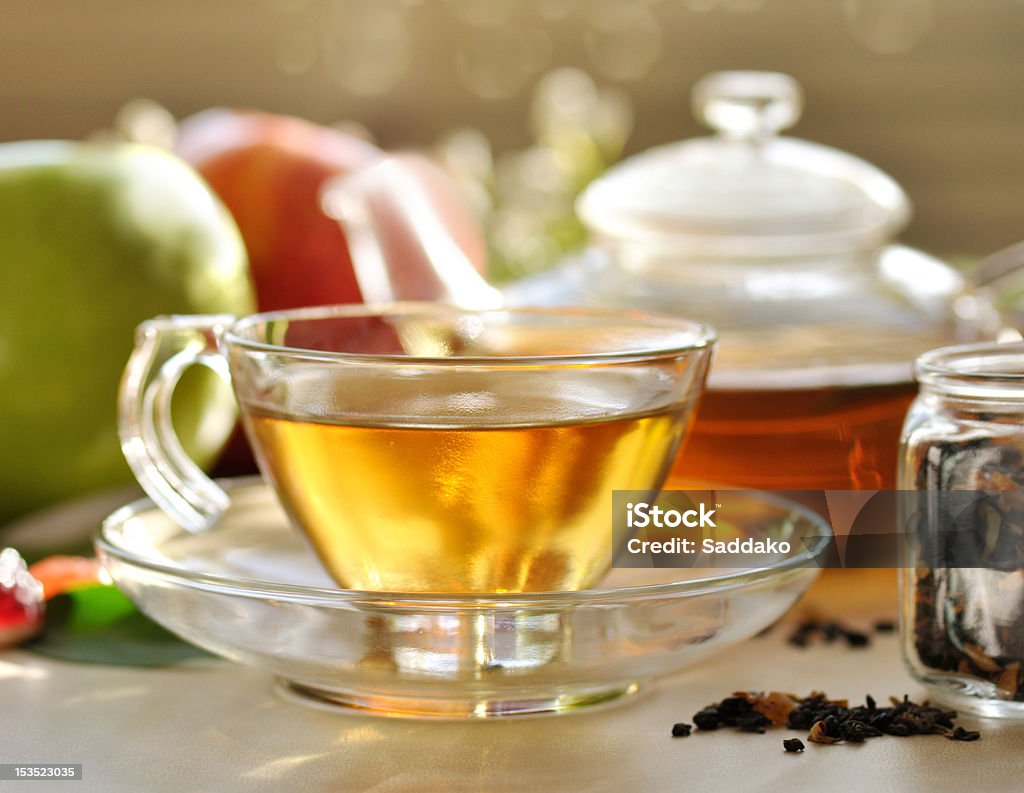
[906,423,1024,702]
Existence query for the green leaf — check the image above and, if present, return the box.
[24,584,213,667]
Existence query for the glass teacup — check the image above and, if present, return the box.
[119,304,715,593]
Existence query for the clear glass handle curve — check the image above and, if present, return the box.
[119,314,236,533]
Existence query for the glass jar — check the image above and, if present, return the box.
[899,342,1024,718]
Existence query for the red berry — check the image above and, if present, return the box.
[0,548,45,648]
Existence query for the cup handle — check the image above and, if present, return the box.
[119,314,236,533]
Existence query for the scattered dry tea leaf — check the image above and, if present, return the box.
[807,721,841,745]
[681,692,980,747]
[751,691,800,726]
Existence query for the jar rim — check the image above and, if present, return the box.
[915,342,1024,398]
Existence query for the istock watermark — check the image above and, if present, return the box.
[612,489,1024,569]
[625,500,718,529]
[623,497,794,557]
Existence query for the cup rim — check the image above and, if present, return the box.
[222,302,716,366]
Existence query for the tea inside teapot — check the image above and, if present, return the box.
[510,71,1016,490]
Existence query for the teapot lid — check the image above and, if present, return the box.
[576,71,911,257]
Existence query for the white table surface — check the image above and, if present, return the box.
[3,593,1023,793]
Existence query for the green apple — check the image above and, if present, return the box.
[0,141,254,523]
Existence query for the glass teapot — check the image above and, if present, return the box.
[325,71,1023,491]
[508,71,1023,490]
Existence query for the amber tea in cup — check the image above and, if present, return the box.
[247,404,684,592]
[120,304,714,593]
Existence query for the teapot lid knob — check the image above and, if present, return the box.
[692,71,803,141]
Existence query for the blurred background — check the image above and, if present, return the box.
[2,0,1018,664]
[2,0,1022,264]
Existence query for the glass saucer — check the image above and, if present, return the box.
[96,478,829,720]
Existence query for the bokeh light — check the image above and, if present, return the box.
[322,0,410,96]
[682,0,719,13]
[263,0,314,13]
[112,99,177,149]
[445,0,524,27]
[535,0,580,21]
[584,2,662,82]
[274,27,317,76]
[845,0,934,54]
[456,25,552,100]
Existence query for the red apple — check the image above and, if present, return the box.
[177,110,496,475]
[176,110,492,311]
[175,109,383,310]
